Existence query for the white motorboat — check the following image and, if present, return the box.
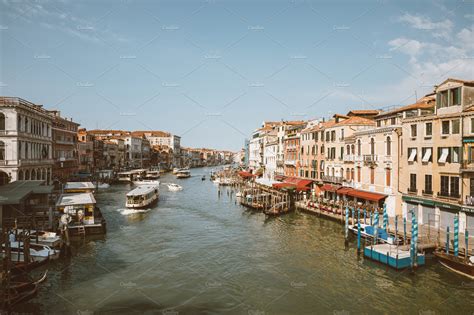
[176,170,191,178]
[133,179,160,186]
[145,169,160,179]
[126,185,159,208]
[3,241,60,262]
[236,192,243,198]
[167,183,183,191]
[172,168,180,174]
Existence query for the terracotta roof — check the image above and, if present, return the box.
[334,116,375,127]
[88,129,130,135]
[437,78,474,87]
[132,130,171,137]
[346,109,380,116]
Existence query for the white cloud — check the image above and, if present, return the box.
[388,38,424,57]
[398,13,453,39]
[457,27,474,52]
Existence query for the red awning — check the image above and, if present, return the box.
[346,189,387,202]
[321,184,338,192]
[337,187,354,195]
[284,177,313,190]
[238,171,256,178]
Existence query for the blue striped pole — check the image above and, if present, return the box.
[446,226,450,254]
[351,207,355,225]
[454,214,459,257]
[395,215,398,240]
[411,209,418,268]
[466,230,469,261]
[383,203,388,231]
[357,209,361,252]
[403,217,407,245]
[373,210,379,245]
[345,206,349,240]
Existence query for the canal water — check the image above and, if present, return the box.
[15,168,474,314]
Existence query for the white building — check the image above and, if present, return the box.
[263,137,278,181]
[0,97,54,185]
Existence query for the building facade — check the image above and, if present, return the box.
[0,97,53,185]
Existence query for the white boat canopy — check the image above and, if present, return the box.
[57,193,96,206]
[127,185,158,196]
[64,182,95,190]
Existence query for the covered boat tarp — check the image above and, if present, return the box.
[238,171,256,178]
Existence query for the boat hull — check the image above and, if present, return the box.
[364,245,425,270]
[434,251,474,279]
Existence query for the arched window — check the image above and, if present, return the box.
[386,137,391,156]
[351,144,355,155]
[370,138,375,155]
[18,170,23,180]
[25,169,30,180]
[0,141,4,160]
[0,113,5,131]
[31,169,36,180]
[357,140,361,156]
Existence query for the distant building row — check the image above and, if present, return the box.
[0,97,234,185]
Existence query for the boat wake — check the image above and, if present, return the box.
[117,208,152,215]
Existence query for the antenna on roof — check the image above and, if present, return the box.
[415,90,418,101]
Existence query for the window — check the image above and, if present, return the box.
[377,121,381,127]
[441,121,450,135]
[341,129,344,140]
[370,138,375,155]
[452,119,460,134]
[450,177,459,197]
[471,118,474,133]
[391,117,396,125]
[437,90,448,108]
[408,148,417,162]
[386,168,391,186]
[370,168,375,184]
[425,122,432,136]
[440,176,450,196]
[386,137,391,156]
[438,147,450,163]
[469,146,474,162]
[411,124,417,137]
[451,87,461,106]
[0,141,4,160]
[421,147,432,163]
[357,167,361,182]
[424,175,432,194]
[409,174,417,192]
[357,140,361,156]
[0,113,5,131]
[452,147,460,163]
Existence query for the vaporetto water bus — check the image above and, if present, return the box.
[126,185,159,209]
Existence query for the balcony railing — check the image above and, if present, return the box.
[284,160,296,166]
[407,187,417,194]
[343,154,354,162]
[276,160,284,167]
[465,196,474,206]
[322,175,343,184]
[422,189,433,196]
[461,160,474,170]
[437,192,460,199]
[363,154,378,163]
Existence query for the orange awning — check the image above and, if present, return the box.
[337,187,354,195]
[346,189,386,202]
[321,184,338,192]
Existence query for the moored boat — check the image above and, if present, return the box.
[434,250,474,279]
[176,170,191,178]
[126,185,159,208]
[133,179,160,186]
[349,223,402,245]
[3,241,59,262]
[172,168,180,174]
[167,183,183,191]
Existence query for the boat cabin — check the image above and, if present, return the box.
[56,193,96,225]
[64,182,95,194]
[126,185,159,208]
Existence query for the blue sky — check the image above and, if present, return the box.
[1,0,473,151]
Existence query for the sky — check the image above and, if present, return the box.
[0,0,473,151]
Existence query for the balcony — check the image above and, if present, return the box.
[407,187,417,194]
[461,160,474,172]
[354,155,363,162]
[422,190,433,196]
[0,159,54,166]
[276,159,284,167]
[437,191,461,200]
[465,196,474,206]
[284,160,296,166]
[343,154,354,162]
[363,154,378,164]
[322,175,343,184]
